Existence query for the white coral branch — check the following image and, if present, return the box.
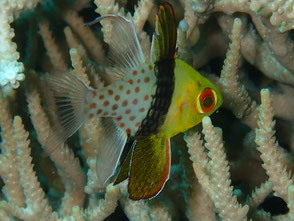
[27,91,86,216]
[0,0,40,88]
[11,116,58,221]
[185,118,249,220]
[255,89,293,202]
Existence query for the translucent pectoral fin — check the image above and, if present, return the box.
[95,118,127,187]
[128,135,171,200]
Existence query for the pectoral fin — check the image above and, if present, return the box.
[128,135,171,200]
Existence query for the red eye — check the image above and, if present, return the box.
[196,88,216,113]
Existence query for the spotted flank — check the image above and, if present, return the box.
[87,63,156,136]
[45,2,222,200]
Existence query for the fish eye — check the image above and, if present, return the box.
[196,88,217,113]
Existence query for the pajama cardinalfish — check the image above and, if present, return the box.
[46,3,222,200]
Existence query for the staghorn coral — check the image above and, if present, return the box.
[0,0,40,88]
[0,0,294,220]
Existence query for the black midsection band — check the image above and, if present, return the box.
[135,59,175,137]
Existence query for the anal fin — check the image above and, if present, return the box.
[95,118,127,187]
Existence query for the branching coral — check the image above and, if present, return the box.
[0,0,40,88]
[184,89,294,220]
[0,0,294,220]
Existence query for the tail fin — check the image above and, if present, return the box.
[45,71,90,153]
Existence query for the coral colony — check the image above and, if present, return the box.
[0,0,294,220]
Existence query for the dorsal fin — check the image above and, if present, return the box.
[88,15,145,80]
[154,2,177,62]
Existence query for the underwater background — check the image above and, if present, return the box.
[0,0,294,220]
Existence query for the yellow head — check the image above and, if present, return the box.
[163,59,222,137]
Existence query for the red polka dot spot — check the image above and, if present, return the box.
[112,104,118,110]
[90,103,97,109]
[129,116,136,121]
[104,111,109,116]
[125,109,131,114]
[128,79,134,85]
[103,100,109,106]
[112,112,117,116]
[133,70,138,76]
[88,113,94,118]
[132,99,138,105]
[139,107,145,112]
[144,77,150,83]
[114,95,120,101]
[116,115,122,121]
[97,109,103,114]
[126,90,131,95]
[119,85,124,90]
[99,95,104,100]
[126,128,131,133]
[122,100,128,106]
[120,122,125,128]
[137,79,141,83]
[135,122,140,127]
[135,87,140,93]
[92,91,97,97]
[108,89,113,95]
[144,95,149,100]
[141,68,145,73]
[148,64,153,70]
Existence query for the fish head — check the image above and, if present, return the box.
[164,59,222,136]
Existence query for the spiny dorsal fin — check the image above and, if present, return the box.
[155,2,177,62]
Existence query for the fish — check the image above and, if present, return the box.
[45,2,222,200]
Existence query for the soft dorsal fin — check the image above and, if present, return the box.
[88,15,145,79]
